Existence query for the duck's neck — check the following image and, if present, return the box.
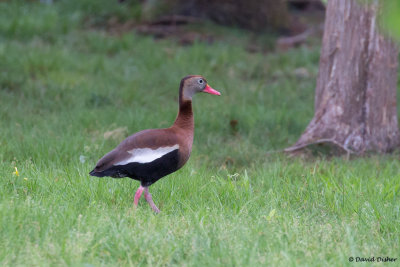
[174,99,194,130]
[173,85,194,130]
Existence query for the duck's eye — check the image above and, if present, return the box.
[198,79,203,84]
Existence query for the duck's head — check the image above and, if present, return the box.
[180,75,221,102]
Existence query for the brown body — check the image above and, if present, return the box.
[92,101,193,172]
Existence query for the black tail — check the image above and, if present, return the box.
[89,167,127,178]
[89,169,107,177]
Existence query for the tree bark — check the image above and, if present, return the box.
[286,0,400,154]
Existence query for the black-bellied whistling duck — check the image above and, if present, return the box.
[89,75,221,212]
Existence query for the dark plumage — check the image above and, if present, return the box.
[89,75,221,212]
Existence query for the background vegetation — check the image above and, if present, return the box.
[0,1,399,266]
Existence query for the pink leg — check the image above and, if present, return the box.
[134,186,144,207]
[144,187,160,213]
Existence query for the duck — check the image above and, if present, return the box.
[89,75,221,213]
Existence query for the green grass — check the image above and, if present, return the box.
[1,1,400,266]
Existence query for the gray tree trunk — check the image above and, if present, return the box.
[286,0,400,154]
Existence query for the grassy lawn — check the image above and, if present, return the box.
[1,1,399,266]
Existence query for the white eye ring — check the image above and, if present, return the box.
[198,79,203,84]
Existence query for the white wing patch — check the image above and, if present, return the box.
[114,144,179,165]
